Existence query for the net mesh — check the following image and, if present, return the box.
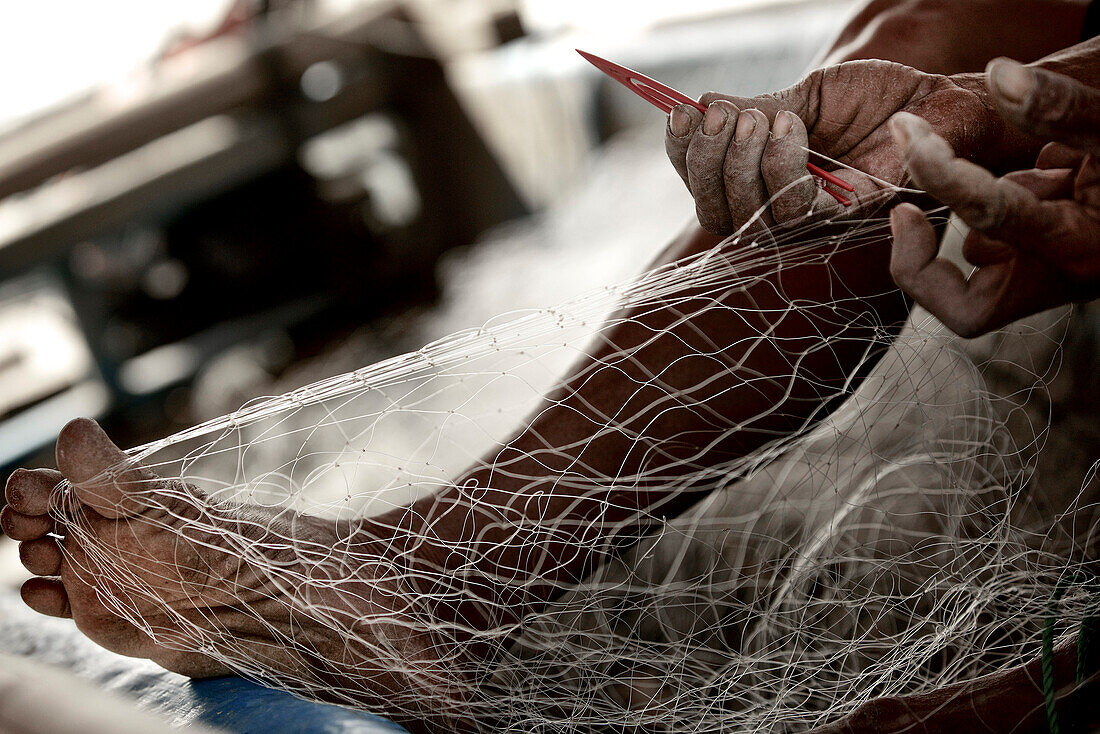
[48,187,1099,732]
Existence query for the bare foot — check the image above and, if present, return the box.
[0,418,465,733]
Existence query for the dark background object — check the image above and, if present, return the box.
[0,1,527,473]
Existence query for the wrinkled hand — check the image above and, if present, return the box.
[888,59,1100,338]
[665,60,997,235]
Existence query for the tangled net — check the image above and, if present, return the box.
[51,185,1100,732]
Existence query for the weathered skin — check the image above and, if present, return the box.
[3,419,465,734]
[889,61,1100,336]
[664,60,1004,234]
[3,3,1100,732]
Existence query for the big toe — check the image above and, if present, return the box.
[56,418,123,486]
[56,418,155,519]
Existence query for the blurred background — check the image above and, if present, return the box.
[0,0,856,584]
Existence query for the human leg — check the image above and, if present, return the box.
[819,0,1090,74]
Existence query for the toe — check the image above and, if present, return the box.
[20,577,71,618]
[1,506,54,540]
[56,418,157,519]
[5,468,63,516]
[19,537,63,576]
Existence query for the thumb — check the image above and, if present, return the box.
[987,58,1100,155]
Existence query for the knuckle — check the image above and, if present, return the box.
[695,206,728,235]
[888,263,914,290]
[663,136,684,158]
[953,319,982,339]
[699,92,737,107]
[722,151,750,181]
[953,305,990,338]
[957,183,1009,232]
[684,145,705,172]
[1027,69,1100,131]
[759,150,802,184]
[958,198,1002,231]
[887,256,903,280]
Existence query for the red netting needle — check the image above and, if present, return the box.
[577,49,854,207]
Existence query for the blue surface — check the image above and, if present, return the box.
[188,676,409,734]
[0,591,409,733]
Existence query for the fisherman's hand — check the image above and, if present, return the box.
[664,60,1002,235]
[888,61,1100,337]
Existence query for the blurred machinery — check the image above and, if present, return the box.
[0,0,528,467]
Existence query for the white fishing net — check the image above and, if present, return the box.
[48,184,1100,732]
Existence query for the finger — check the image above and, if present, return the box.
[19,537,63,576]
[761,111,837,224]
[5,468,64,516]
[665,104,704,190]
[700,85,807,129]
[1,506,54,541]
[720,108,773,231]
[699,92,742,107]
[889,203,1002,338]
[962,230,1015,267]
[1075,154,1100,211]
[55,418,159,519]
[1035,142,1086,171]
[20,577,71,618]
[889,203,943,288]
[890,112,1058,244]
[987,59,1100,155]
[1012,157,1100,282]
[1004,167,1077,201]
[686,100,740,234]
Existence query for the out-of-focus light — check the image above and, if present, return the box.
[301,61,345,102]
[142,259,190,300]
[118,342,200,395]
[0,0,230,130]
[518,0,790,34]
[361,152,420,228]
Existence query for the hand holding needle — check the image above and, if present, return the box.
[576,49,855,207]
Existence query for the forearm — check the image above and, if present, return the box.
[819,0,1100,175]
[820,0,1091,74]
[378,225,907,626]
[364,4,1100,630]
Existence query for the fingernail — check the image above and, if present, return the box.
[989,59,1033,105]
[889,114,913,150]
[735,112,756,142]
[702,105,727,135]
[670,106,692,137]
[772,111,794,139]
